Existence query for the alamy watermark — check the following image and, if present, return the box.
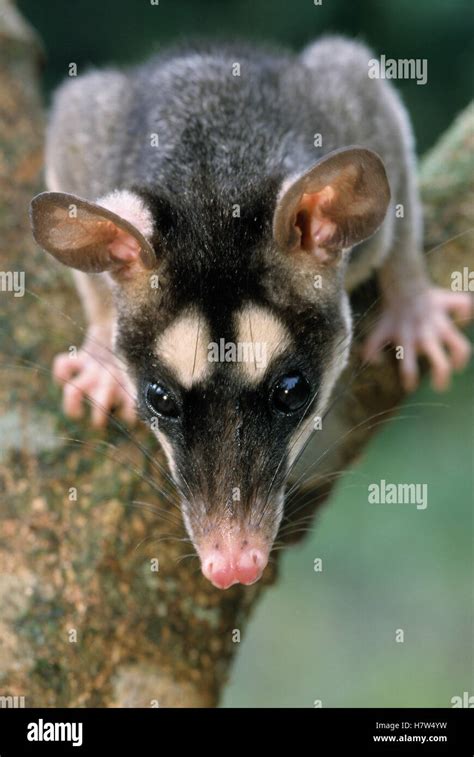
[368,55,428,85]
[208,339,267,369]
[0,270,25,297]
[368,479,428,510]
[27,719,83,748]
[451,691,474,707]
[0,694,26,707]
[451,267,473,292]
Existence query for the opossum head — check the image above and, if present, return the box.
[30,147,390,589]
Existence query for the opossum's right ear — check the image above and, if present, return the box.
[29,191,156,275]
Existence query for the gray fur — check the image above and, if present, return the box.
[47,36,421,289]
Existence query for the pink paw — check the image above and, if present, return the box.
[53,339,136,428]
[362,287,472,392]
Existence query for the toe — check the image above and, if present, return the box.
[419,337,451,392]
[361,322,390,364]
[433,289,473,322]
[63,377,92,419]
[399,342,419,392]
[116,387,137,425]
[90,381,115,428]
[53,352,83,383]
[441,324,472,371]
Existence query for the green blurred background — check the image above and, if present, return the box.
[18,0,473,707]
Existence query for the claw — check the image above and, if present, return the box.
[362,287,472,392]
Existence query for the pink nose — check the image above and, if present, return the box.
[200,539,269,590]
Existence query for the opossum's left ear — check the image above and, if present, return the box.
[273,147,391,263]
[30,190,156,275]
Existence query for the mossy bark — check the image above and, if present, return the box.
[0,3,472,707]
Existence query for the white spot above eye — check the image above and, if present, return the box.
[155,308,211,388]
[234,305,290,382]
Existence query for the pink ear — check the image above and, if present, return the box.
[107,228,141,263]
[273,147,391,264]
[30,190,156,274]
[295,185,338,263]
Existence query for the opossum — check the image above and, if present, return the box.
[30,37,472,589]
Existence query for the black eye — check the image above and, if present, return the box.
[271,373,311,414]
[145,382,180,418]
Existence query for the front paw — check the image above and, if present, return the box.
[362,287,472,392]
[53,338,136,428]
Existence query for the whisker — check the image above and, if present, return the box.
[58,436,178,507]
[133,532,190,552]
[127,501,183,527]
[176,552,200,565]
[285,403,445,503]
